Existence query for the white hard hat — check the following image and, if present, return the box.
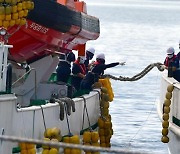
[86,47,95,54]
[96,53,105,60]
[167,47,175,54]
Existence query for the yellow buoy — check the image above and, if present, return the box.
[83,131,91,143]
[164,106,170,114]
[164,99,171,106]
[20,18,26,25]
[0,20,2,26]
[91,131,99,143]
[12,5,17,13]
[0,6,5,15]
[104,128,110,136]
[49,148,58,154]
[167,84,174,92]
[162,113,169,121]
[9,19,15,26]
[98,117,104,128]
[162,121,169,128]
[3,20,10,28]
[20,150,28,154]
[92,142,100,147]
[70,135,80,144]
[26,143,35,149]
[42,149,50,154]
[71,149,81,154]
[166,92,172,99]
[162,128,169,136]
[161,136,169,143]
[100,136,105,143]
[5,6,12,15]
[63,136,70,143]
[5,14,11,21]
[27,148,36,154]
[15,18,20,25]
[42,138,50,149]
[0,14,5,20]
[64,148,71,154]
[104,121,111,129]
[18,10,24,18]
[98,128,104,136]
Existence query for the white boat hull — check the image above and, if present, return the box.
[0,90,100,153]
[157,70,180,154]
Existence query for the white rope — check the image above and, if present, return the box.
[0,135,149,154]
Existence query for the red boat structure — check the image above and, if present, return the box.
[8,0,100,63]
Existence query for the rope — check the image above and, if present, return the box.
[102,62,164,81]
[0,135,148,154]
[32,110,35,138]
[40,106,46,131]
[64,103,72,136]
[92,89,101,100]
[80,96,92,131]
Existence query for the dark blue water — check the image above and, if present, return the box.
[85,0,180,153]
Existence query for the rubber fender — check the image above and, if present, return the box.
[65,98,75,112]
[70,99,75,112]
[60,98,72,116]
[58,100,64,121]
[65,100,72,116]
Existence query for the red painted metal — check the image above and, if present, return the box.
[8,19,99,63]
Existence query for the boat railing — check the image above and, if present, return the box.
[0,134,149,154]
[0,42,13,92]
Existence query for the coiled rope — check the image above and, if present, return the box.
[102,62,164,81]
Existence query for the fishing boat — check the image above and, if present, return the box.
[0,0,115,153]
[156,69,180,154]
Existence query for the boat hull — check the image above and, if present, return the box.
[157,70,180,154]
[0,91,100,153]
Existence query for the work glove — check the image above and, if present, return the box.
[119,61,126,66]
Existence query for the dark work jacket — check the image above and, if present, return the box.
[164,55,179,67]
[56,61,71,83]
[92,61,119,76]
[71,61,86,90]
[80,72,98,91]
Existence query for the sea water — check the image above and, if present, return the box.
[85,0,180,153]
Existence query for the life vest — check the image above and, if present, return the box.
[90,60,100,71]
[74,60,86,75]
[165,55,177,67]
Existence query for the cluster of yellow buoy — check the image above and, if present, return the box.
[94,78,114,148]
[0,0,34,28]
[161,84,174,143]
[99,78,114,102]
[83,131,100,154]
[42,127,62,154]
[19,143,36,154]
[63,135,81,154]
[98,116,113,148]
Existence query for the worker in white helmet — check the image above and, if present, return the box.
[91,53,125,76]
[84,47,95,72]
[80,53,125,90]
[164,47,178,68]
[164,47,180,81]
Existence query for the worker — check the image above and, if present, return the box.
[84,47,95,72]
[56,52,75,83]
[164,47,179,81]
[91,53,125,76]
[71,56,86,91]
